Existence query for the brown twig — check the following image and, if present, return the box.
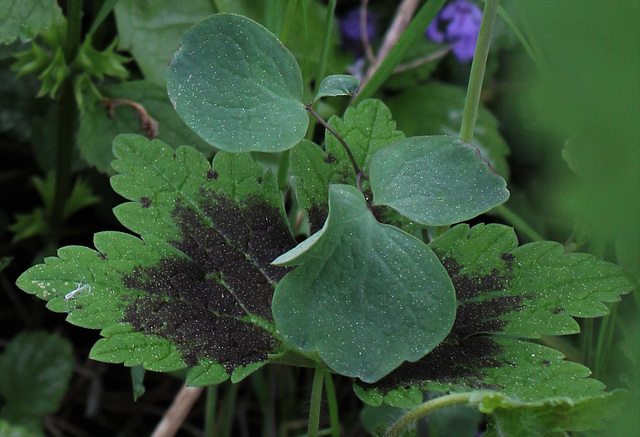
[150,384,204,437]
[359,0,376,63]
[393,46,451,73]
[103,98,159,139]
[359,0,421,92]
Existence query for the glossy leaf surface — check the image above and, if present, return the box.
[370,135,509,226]
[16,135,297,385]
[314,74,360,101]
[167,13,308,153]
[0,0,62,44]
[272,184,456,383]
[355,224,636,405]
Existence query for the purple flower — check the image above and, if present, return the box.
[426,0,482,62]
[339,8,377,56]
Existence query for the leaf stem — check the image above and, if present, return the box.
[307,363,326,437]
[492,204,544,242]
[204,385,218,437]
[459,0,500,143]
[324,372,340,437]
[384,392,473,437]
[305,105,368,187]
[219,382,237,437]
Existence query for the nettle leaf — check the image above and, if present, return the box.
[314,74,360,101]
[78,80,214,174]
[114,0,217,85]
[271,184,456,383]
[16,135,297,385]
[0,332,73,431]
[290,99,405,233]
[369,136,509,226]
[355,224,636,405]
[0,0,63,44]
[167,13,308,153]
[473,390,628,436]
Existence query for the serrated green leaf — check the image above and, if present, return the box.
[354,223,636,405]
[0,0,63,44]
[272,184,456,383]
[314,74,359,101]
[16,135,297,384]
[167,13,308,153]
[0,332,73,425]
[386,83,511,179]
[370,136,509,226]
[114,0,217,85]
[78,80,214,174]
[474,389,628,436]
[290,99,406,233]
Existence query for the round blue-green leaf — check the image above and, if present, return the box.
[167,13,308,152]
[370,135,509,226]
[314,74,360,101]
[272,184,456,383]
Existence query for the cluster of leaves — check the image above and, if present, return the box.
[12,11,638,437]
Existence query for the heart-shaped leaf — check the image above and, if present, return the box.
[313,74,360,101]
[271,184,456,383]
[369,135,509,226]
[167,13,308,152]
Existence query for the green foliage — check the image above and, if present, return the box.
[369,136,509,226]
[272,184,456,383]
[314,74,360,101]
[0,0,63,44]
[354,223,635,406]
[17,134,297,385]
[167,14,308,153]
[385,83,510,179]
[0,332,73,434]
[474,390,628,436]
[113,0,218,86]
[78,80,213,174]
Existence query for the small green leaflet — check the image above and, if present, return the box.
[167,13,308,153]
[355,223,636,406]
[369,136,509,226]
[313,74,360,101]
[290,99,406,233]
[272,184,456,383]
[16,134,297,385]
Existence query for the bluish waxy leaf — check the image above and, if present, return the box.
[167,13,308,153]
[16,135,298,385]
[369,135,509,226]
[354,224,637,406]
[272,184,456,383]
[314,74,360,101]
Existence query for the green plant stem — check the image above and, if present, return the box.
[493,204,544,242]
[204,385,218,437]
[595,304,618,378]
[220,382,237,437]
[353,0,447,105]
[323,372,340,437]
[279,0,298,44]
[307,364,326,437]
[305,105,365,183]
[88,0,120,37]
[459,0,499,143]
[51,0,83,240]
[384,392,473,437]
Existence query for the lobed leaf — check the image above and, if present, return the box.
[272,185,456,383]
[16,135,297,384]
[290,99,406,233]
[167,13,308,153]
[354,224,636,405]
[369,136,510,226]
